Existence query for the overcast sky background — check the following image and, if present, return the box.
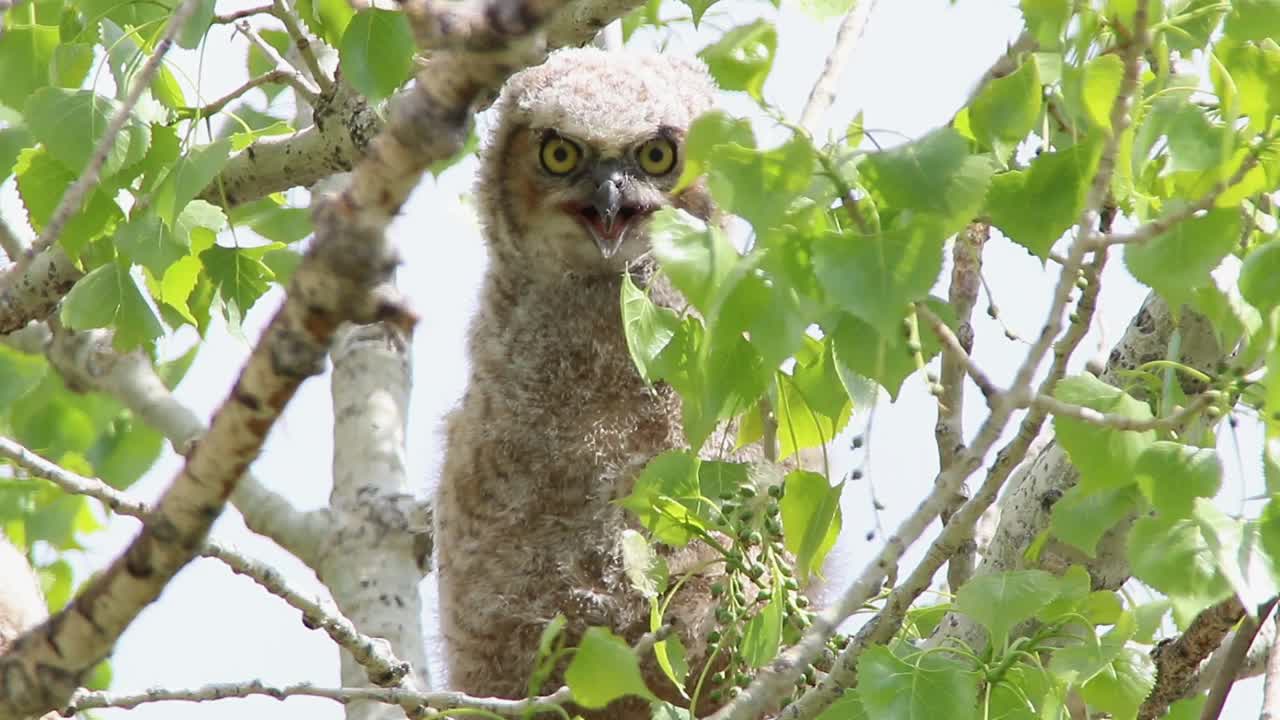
[0,0,1269,717]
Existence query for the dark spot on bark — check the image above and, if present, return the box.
[232,387,262,411]
[1135,307,1154,333]
[1040,488,1063,511]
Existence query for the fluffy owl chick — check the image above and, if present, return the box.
[436,49,722,717]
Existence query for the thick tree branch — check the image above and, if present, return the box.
[1202,599,1277,720]
[1139,596,1246,720]
[324,322,431,718]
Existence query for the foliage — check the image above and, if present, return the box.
[2,0,1280,717]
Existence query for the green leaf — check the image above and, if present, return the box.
[1049,612,1134,680]
[830,298,950,401]
[0,126,33,182]
[116,213,184,276]
[704,136,812,234]
[339,9,415,104]
[1128,515,1233,626]
[1242,238,1280,314]
[677,111,756,193]
[986,140,1101,259]
[1124,208,1239,308]
[857,646,978,720]
[38,559,73,611]
[814,222,946,336]
[1193,502,1279,612]
[88,417,164,489]
[859,127,994,226]
[50,42,93,88]
[969,56,1042,148]
[228,198,313,244]
[1050,484,1143,556]
[697,20,776,102]
[776,364,850,459]
[715,263,809,372]
[780,470,842,584]
[618,451,703,546]
[1079,647,1157,719]
[565,627,655,709]
[1065,54,1124,130]
[797,0,853,19]
[680,0,717,25]
[1052,374,1156,492]
[0,345,47,413]
[649,210,739,313]
[315,0,355,44]
[177,0,215,49]
[23,87,150,179]
[739,590,783,667]
[153,139,231,226]
[1134,442,1222,519]
[0,25,59,109]
[653,633,688,696]
[954,570,1060,648]
[1021,0,1071,46]
[13,146,121,258]
[816,691,867,720]
[201,244,277,331]
[621,274,681,383]
[1224,0,1280,41]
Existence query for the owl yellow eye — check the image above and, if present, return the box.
[540,136,581,175]
[636,137,677,175]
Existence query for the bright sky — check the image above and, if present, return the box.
[0,0,1268,717]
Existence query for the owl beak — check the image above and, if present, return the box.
[590,179,627,258]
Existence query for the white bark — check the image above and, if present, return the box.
[323,322,431,720]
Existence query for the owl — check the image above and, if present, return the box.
[434,48,733,718]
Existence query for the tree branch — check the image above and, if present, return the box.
[0,216,25,261]
[324,321,432,717]
[191,69,321,117]
[1139,596,1246,720]
[42,324,332,566]
[67,681,573,717]
[797,0,877,135]
[0,436,412,691]
[270,0,334,94]
[1201,599,1277,720]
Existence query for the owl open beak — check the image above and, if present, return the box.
[568,180,653,258]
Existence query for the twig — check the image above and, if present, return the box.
[271,0,334,94]
[1031,390,1215,433]
[66,681,573,716]
[235,20,322,98]
[1139,596,1245,720]
[64,626,673,715]
[797,0,877,135]
[10,0,200,277]
[917,302,999,401]
[213,3,274,23]
[1090,146,1267,250]
[1201,598,1278,720]
[189,69,320,116]
[0,436,412,689]
[934,222,986,591]
[42,324,333,566]
[0,216,25,261]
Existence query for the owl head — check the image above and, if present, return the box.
[477,48,718,276]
